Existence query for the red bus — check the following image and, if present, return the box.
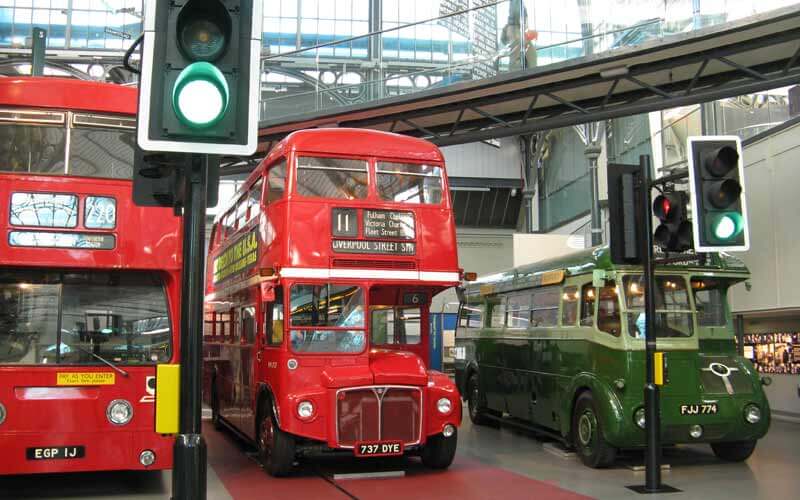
[0,78,182,475]
[203,128,462,476]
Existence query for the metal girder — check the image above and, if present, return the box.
[256,7,800,151]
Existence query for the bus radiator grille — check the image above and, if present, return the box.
[336,387,422,447]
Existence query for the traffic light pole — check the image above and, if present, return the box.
[173,154,208,500]
[628,155,679,494]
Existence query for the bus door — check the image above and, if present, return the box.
[260,286,284,395]
[239,304,257,439]
[220,308,239,425]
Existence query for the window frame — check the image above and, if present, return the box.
[294,154,370,201]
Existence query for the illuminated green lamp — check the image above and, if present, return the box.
[709,212,744,242]
[171,62,230,129]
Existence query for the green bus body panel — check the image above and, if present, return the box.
[455,246,769,449]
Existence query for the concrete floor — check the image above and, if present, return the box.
[1,411,798,500]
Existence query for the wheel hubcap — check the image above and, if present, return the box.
[578,411,596,447]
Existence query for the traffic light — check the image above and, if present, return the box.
[137,0,262,155]
[687,136,749,252]
[607,163,645,264]
[652,191,693,252]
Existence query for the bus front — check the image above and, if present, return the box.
[0,79,181,475]
[256,129,462,474]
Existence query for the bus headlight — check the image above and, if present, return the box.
[689,424,703,439]
[634,407,646,429]
[0,402,6,425]
[107,399,133,426]
[437,398,452,415]
[744,404,761,424]
[297,401,314,419]
[139,450,156,467]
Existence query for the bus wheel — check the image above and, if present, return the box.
[572,392,616,468]
[257,403,295,477]
[421,429,458,469]
[467,373,494,426]
[210,382,223,431]
[711,440,757,462]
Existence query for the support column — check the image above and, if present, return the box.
[586,144,603,246]
[368,0,383,100]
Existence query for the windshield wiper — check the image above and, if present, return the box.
[70,344,129,378]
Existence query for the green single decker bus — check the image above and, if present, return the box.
[454,246,770,468]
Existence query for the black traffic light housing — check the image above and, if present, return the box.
[137,0,262,155]
[652,191,693,252]
[608,163,645,264]
[687,136,749,252]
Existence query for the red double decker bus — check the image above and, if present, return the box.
[0,78,182,475]
[204,128,462,476]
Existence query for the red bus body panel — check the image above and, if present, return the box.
[0,79,181,475]
[204,129,461,457]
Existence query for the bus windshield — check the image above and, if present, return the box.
[0,112,135,179]
[691,278,728,327]
[622,275,694,338]
[0,270,172,365]
[295,156,368,200]
[370,306,422,345]
[376,162,443,204]
[289,283,366,353]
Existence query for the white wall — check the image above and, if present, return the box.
[730,121,800,313]
[512,233,585,267]
[440,137,523,180]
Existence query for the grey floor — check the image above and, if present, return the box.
[1,412,798,499]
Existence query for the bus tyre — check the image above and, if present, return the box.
[421,430,457,469]
[258,402,295,477]
[210,382,223,431]
[467,373,495,426]
[572,392,616,468]
[711,440,757,462]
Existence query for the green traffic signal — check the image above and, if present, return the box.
[708,211,744,243]
[172,62,230,129]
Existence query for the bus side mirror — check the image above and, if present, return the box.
[761,376,772,386]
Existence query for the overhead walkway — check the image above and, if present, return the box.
[256,5,800,153]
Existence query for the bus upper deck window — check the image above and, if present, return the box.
[0,120,66,175]
[266,160,286,203]
[376,162,443,204]
[296,157,368,200]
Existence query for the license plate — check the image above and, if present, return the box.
[26,446,85,460]
[354,441,404,457]
[680,403,718,415]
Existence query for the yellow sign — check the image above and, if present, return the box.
[654,352,665,385]
[213,229,259,283]
[57,372,116,386]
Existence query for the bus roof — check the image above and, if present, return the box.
[254,128,445,178]
[0,77,137,115]
[467,246,750,296]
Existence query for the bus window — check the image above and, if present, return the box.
[580,284,595,327]
[489,298,506,328]
[371,307,421,345]
[296,156,368,200]
[265,289,284,346]
[692,279,727,327]
[241,306,256,344]
[459,302,484,329]
[69,117,135,179]
[597,284,621,336]
[507,293,530,329]
[531,287,559,327]
[375,162,443,204]
[266,160,286,203]
[235,198,248,229]
[0,118,66,174]
[561,286,579,326]
[248,179,263,220]
[289,284,365,353]
[0,270,172,365]
[623,275,694,338]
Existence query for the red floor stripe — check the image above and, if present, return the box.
[205,426,593,500]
